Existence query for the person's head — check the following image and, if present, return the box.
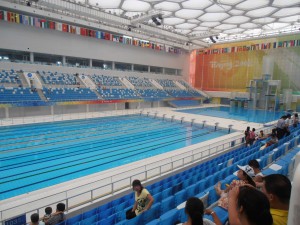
[295,113,298,118]
[271,129,277,135]
[237,186,273,225]
[262,174,291,208]
[45,206,52,215]
[185,197,204,225]
[30,213,40,223]
[237,165,256,187]
[246,126,250,131]
[248,159,260,170]
[287,114,291,119]
[260,130,264,135]
[252,128,255,132]
[132,179,143,192]
[56,203,65,212]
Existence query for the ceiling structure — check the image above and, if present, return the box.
[76,0,300,45]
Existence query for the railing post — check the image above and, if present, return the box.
[202,120,206,128]
[181,117,184,123]
[139,110,143,116]
[171,115,175,122]
[162,114,166,121]
[215,122,219,131]
[228,124,233,134]
[191,119,195,126]
[147,112,150,117]
[154,112,158,119]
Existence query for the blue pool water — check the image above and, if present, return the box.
[177,106,283,123]
[0,114,229,200]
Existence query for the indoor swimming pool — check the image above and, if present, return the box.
[177,106,284,123]
[0,114,230,200]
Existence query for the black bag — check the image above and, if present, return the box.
[126,209,136,220]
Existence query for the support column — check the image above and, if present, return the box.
[86,104,90,113]
[62,56,66,65]
[131,64,134,71]
[115,103,117,110]
[162,68,165,74]
[5,107,9,119]
[112,62,115,70]
[89,59,92,68]
[51,106,54,115]
[148,66,151,73]
[30,52,34,63]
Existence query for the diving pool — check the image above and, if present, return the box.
[0,114,230,200]
[177,106,283,123]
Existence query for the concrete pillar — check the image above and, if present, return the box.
[30,52,34,63]
[112,62,115,70]
[148,66,151,73]
[51,106,54,115]
[5,107,9,119]
[86,104,90,113]
[162,68,165,74]
[89,59,92,68]
[131,64,134,71]
[62,56,66,65]
[115,103,117,110]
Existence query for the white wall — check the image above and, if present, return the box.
[0,21,189,74]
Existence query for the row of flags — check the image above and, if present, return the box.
[197,40,300,55]
[0,10,182,54]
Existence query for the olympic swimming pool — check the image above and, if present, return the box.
[177,106,284,123]
[0,114,231,200]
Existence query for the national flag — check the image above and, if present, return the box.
[75,26,80,34]
[100,32,105,39]
[104,32,112,40]
[62,24,68,32]
[80,27,87,36]
[34,18,40,27]
[15,13,20,23]
[3,11,7,21]
[96,31,101,38]
[49,21,55,29]
[56,22,62,31]
[0,11,3,20]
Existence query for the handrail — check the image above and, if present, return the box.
[0,111,276,223]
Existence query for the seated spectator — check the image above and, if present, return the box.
[248,159,263,182]
[176,197,222,225]
[215,165,256,210]
[284,114,291,137]
[228,186,273,225]
[249,128,256,145]
[244,126,251,146]
[126,179,154,220]
[42,207,52,223]
[260,133,278,150]
[261,174,291,225]
[276,116,287,139]
[257,130,267,140]
[27,213,45,225]
[46,203,66,225]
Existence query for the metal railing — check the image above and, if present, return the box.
[0,110,277,224]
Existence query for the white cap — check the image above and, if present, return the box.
[237,165,255,178]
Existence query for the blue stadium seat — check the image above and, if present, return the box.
[174,190,187,206]
[143,203,161,224]
[81,214,98,225]
[161,196,175,214]
[65,214,82,225]
[160,209,179,225]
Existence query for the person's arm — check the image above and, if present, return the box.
[228,186,241,225]
[143,194,154,212]
[132,201,137,212]
[204,209,222,225]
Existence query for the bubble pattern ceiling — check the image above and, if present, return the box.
[80,0,300,43]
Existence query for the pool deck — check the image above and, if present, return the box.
[0,105,277,222]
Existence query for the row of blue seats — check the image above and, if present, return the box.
[57,134,276,225]
[170,100,200,107]
[43,88,98,101]
[127,77,153,88]
[0,87,40,102]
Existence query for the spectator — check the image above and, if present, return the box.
[215,165,256,210]
[260,133,278,150]
[228,186,273,225]
[46,203,66,225]
[27,213,45,225]
[244,126,251,146]
[126,179,154,220]
[248,159,263,182]
[292,113,299,127]
[276,116,287,139]
[257,130,267,140]
[261,174,291,225]
[177,197,222,225]
[284,114,291,137]
[249,128,256,145]
[42,207,52,223]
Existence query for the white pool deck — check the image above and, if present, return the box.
[0,105,277,223]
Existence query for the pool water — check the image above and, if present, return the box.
[177,106,283,123]
[0,114,229,200]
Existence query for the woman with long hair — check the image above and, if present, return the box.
[179,197,222,225]
[228,186,273,225]
[126,179,154,220]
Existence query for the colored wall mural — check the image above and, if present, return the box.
[191,34,300,94]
